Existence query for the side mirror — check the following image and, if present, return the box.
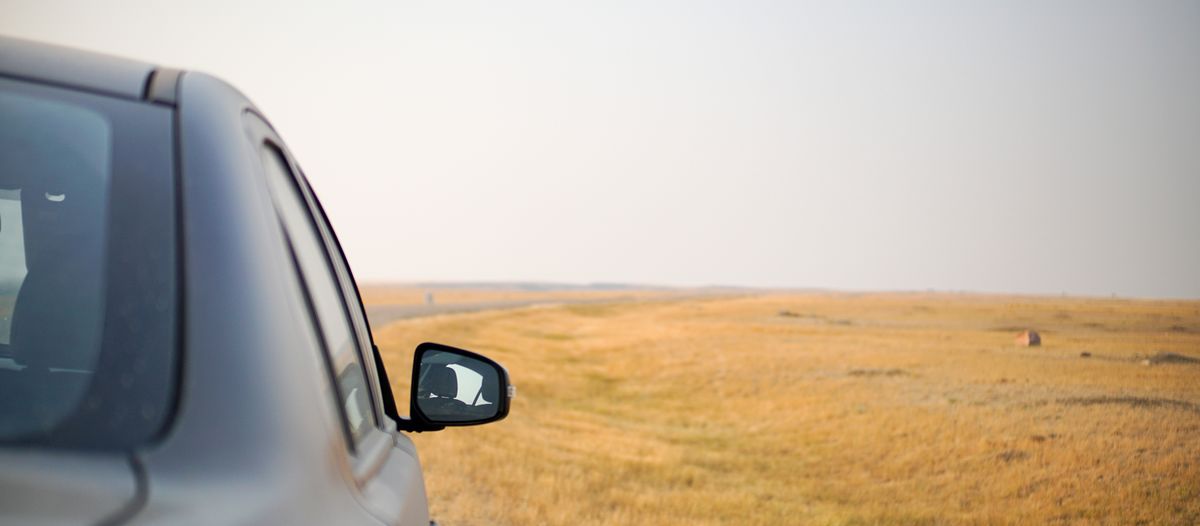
[410,342,513,429]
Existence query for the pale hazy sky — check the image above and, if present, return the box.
[3,1,1198,298]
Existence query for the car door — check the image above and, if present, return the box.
[245,114,430,526]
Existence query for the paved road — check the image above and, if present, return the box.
[364,300,552,328]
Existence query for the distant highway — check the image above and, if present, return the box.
[363,291,746,329]
[364,300,557,327]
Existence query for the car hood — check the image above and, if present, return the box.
[0,448,140,525]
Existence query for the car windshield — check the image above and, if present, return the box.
[0,78,177,450]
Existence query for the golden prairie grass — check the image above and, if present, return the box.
[371,291,1200,525]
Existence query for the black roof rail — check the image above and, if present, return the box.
[144,67,182,106]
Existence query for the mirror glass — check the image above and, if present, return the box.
[415,349,502,423]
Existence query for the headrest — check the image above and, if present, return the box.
[426,365,459,399]
[10,260,104,371]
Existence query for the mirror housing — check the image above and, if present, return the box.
[407,342,512,431]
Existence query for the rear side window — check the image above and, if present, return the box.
[259,145,376,448]
[0,93,107,354]
[0,78,177,449]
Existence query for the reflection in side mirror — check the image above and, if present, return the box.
[411,342,512,428]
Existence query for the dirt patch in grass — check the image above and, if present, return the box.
[847,368,910,377]
[1139,352,1200,365]
[1058,396,1200,414]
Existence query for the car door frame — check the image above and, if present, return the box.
[242,111,428,525]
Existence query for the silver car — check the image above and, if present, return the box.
[0,36,512,526]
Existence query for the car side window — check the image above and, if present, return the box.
[259,144,376,448]
[292,179,393,413]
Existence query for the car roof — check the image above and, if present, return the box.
[0,35,156,101]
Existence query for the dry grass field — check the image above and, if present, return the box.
[369,290,1200,525]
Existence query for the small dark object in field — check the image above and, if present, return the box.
[1080,352,1092,358]
[778,310,800,317]
[997,449,1029,463]
[1015,330,1041,346]
[848,368,908,377]
[1140,352,1200,365]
